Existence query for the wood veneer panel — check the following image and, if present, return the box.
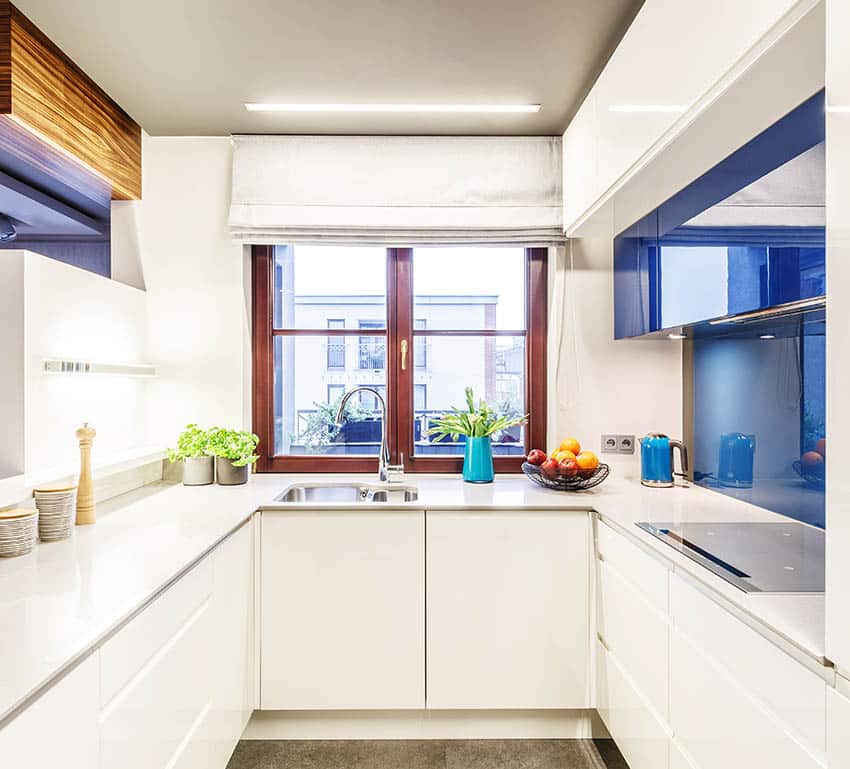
[0,3,141,200]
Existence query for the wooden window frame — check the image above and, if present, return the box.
[252,245,547,474]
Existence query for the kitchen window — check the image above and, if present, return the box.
[253,245,547,473]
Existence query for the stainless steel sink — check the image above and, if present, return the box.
[275,483,419,504]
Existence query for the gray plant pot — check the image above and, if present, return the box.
[183,456,215,486]
[216,456,249,485]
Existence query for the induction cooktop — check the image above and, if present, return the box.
[636,521,824,593]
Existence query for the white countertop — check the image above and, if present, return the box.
[0,470,829,726]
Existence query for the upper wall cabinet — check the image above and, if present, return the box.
[562,0,817,234]
[0,2,141,205]
[613,91,825,339]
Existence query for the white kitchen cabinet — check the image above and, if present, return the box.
[208,520,255,762]
[260,509,425,709]
[597,640,670,769]
[562,0,804,232]
[0,654,100,767]
[99,561,215,769]
[670,616,824,769]
[827,685,850,769]
[99,521,253,769]
[426,510,589,709]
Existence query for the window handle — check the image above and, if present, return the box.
[400,339,408,371]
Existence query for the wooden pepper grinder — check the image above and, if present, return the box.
[75,423,96,525]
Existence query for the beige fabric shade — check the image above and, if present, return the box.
[228,135,564,245]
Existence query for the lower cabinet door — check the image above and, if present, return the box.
[99,579,215,769]
[597,640,670,769]
[0,654,100,767]
[828,686,850,768]
[208,521,254,764]
[260,509,425,709]
[426,510,589,709]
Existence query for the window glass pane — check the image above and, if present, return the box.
[413,247,526,330]
[274,335,386,455]
[413,336,525,456]
[274,245,386,329]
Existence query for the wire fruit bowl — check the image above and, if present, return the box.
[522,462,610,491]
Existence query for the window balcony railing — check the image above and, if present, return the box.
[358,341,386,370]
[326,342,346,369]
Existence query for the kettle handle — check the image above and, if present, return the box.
[669,440,689,478]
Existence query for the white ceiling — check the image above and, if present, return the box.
[16,0,642,136]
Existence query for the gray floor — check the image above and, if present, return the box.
[226,739,630,769]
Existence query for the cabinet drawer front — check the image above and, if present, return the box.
[671,627,825,769]
[671,575,826,756]
[596,640,669,769]
[597,558,669,719]
[100,556,213,707]
[596,518,669,612]
[0,654,99,768]
[427,511,589,709]
[99,593,214,769]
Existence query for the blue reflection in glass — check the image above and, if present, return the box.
[692,314,825,528]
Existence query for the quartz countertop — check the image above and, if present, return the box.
[0,470,830,726]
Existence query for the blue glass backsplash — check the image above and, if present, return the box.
[615,91,826,527]
[691,313,825,528]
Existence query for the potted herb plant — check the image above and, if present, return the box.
[428,387,528,483]
[207,427,260,485]
[167,424,214,486]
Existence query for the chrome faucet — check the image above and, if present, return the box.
[334,386,404,483]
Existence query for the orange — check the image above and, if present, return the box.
[575,451,600,473]
[815,438,826,459]
[801,450,824,468]
[559,437,581,455]
[552,449,576,463]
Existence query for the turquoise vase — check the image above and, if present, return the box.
[463,436,494,483]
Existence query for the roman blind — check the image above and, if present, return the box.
[228,135,564,245]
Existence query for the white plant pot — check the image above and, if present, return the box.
[182,456,215,486]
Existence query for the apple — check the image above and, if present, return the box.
[558,457,579,477]
[541,458,561,477]
[526,449,547,466]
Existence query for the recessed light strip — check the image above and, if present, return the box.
[244,103,541,114]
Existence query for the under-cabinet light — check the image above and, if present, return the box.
[43,359,157,377]
[668,333,687,340]
[244,103,541,113]
[759,334,776,340]
[608,104,689,113]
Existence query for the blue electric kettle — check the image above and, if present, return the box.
[640,433,689,488]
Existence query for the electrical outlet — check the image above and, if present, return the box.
[617,434,636,454]
[601,434,619,453]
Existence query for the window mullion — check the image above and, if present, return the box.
[392,248,414,467]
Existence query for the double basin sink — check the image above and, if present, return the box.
[275,482,419,504]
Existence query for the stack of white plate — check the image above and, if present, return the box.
[33,485,77,543]
[0,509,38,556]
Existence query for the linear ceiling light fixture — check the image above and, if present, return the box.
[244,103,541,113]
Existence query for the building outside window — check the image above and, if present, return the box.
[358,320,385,370]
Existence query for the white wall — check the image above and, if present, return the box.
[134,135,248,447]
[547,242,682,472]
